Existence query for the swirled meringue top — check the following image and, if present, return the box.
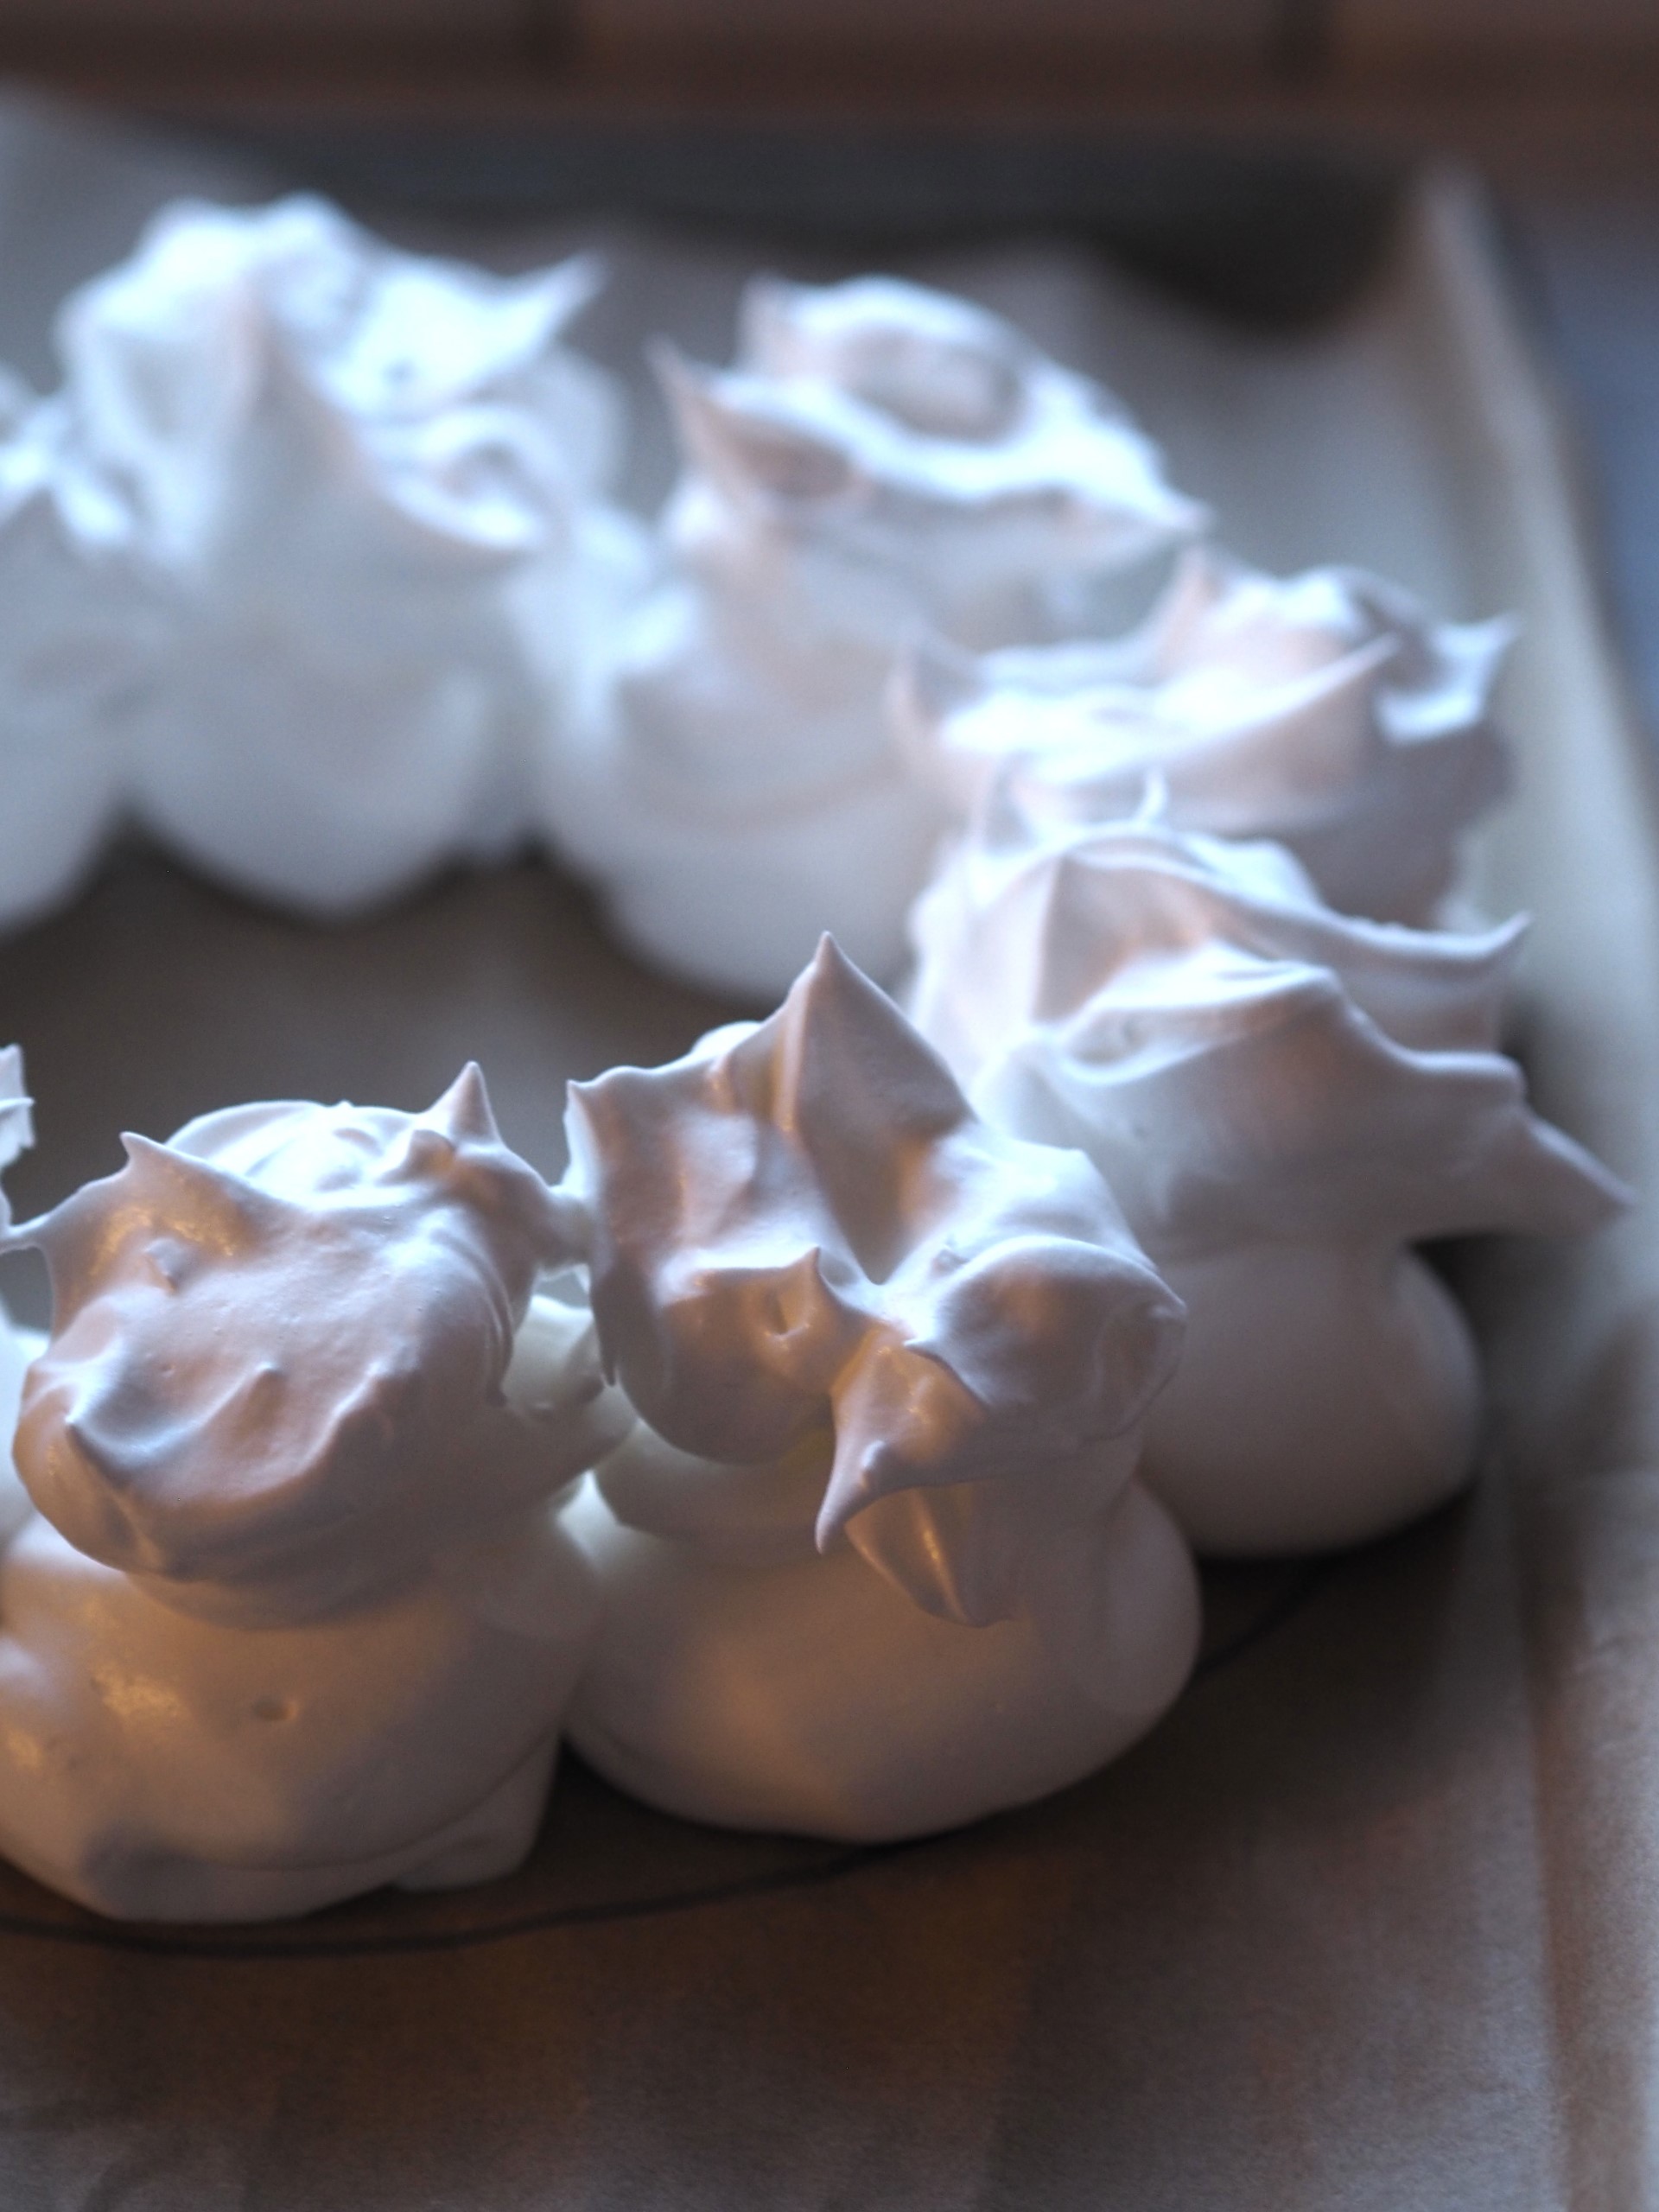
[58,194,620,592]
[656,272,1204,652]
[5,1065,606,1623]
[907,812,1630,1259]
[562,937,1185,1624]
[898,546,1515,923]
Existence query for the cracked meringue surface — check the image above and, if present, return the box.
[58,194,645,915]
[543,274,1201,999]
[559,938,1198,1840]
[0,1065,630,1921]
[908,814,1630,1554]
[899,546,1515,927]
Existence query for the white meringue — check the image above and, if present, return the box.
[544,274,1201,998]
[898,546,1515,926]
[0,1065,631,1922]
[0,384,162,926]
[0,1044,41,1537]
[560,938,1198,1840]
[908,815,1630,1554]
[58,194,645,915]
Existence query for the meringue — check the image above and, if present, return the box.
[0,380,162,926]
[543,274,1202,998]
[58,194,645,915]
[0,1044,41,1541]
[898,546,1515,926]
[908,814,1629,1554]
[560,938,1198,1840]
[0,1065,630,1922]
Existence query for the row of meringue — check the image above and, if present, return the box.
[0,892,1624,1916]
[0,216,1513,1007]
[0,221,1200,947]
[549,274,1516,996]
[0,1002,1190,1916]
[0,207,1199,937]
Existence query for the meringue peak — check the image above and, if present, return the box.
[909,810,1627,1260]
[566,941,1184,1626]
[9,1067,595,1611]
[906,546,1515,925]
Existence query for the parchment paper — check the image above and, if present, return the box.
[0,106,1647,2210]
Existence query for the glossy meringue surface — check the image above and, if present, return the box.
[908,813,1630,1550]
[564,936,1185,1618]
[899,546,1515,925]
[565,1472,1198,1841]
[560,938,1200,1837]
[543,273,1201,997]
[0,1065,630,1920]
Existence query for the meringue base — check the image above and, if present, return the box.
[0,1499,599,1923]
[1142,1243,1483,1555]
[563,1476,1199,1842]
[564,772,946,998]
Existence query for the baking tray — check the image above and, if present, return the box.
[0,105,1651,2210]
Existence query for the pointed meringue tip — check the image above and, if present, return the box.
[1177,538,1246,594]
[797,932,884,1008]
[1462,912,1531,977]
[647,336,711,404]
[814,1436,893,1553]
[429,1062,499,1146]
[895,633,983,730]
[0,1047,34,1177]
[738,270,800,357]
[1168,491,1214,537]
[544,248,606,326]
[1589,1160,1641,1223]
[1132,770,1173,829]
[804,931,854,986]
[1466,607,1522,661]
[813,1481,859,1557]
